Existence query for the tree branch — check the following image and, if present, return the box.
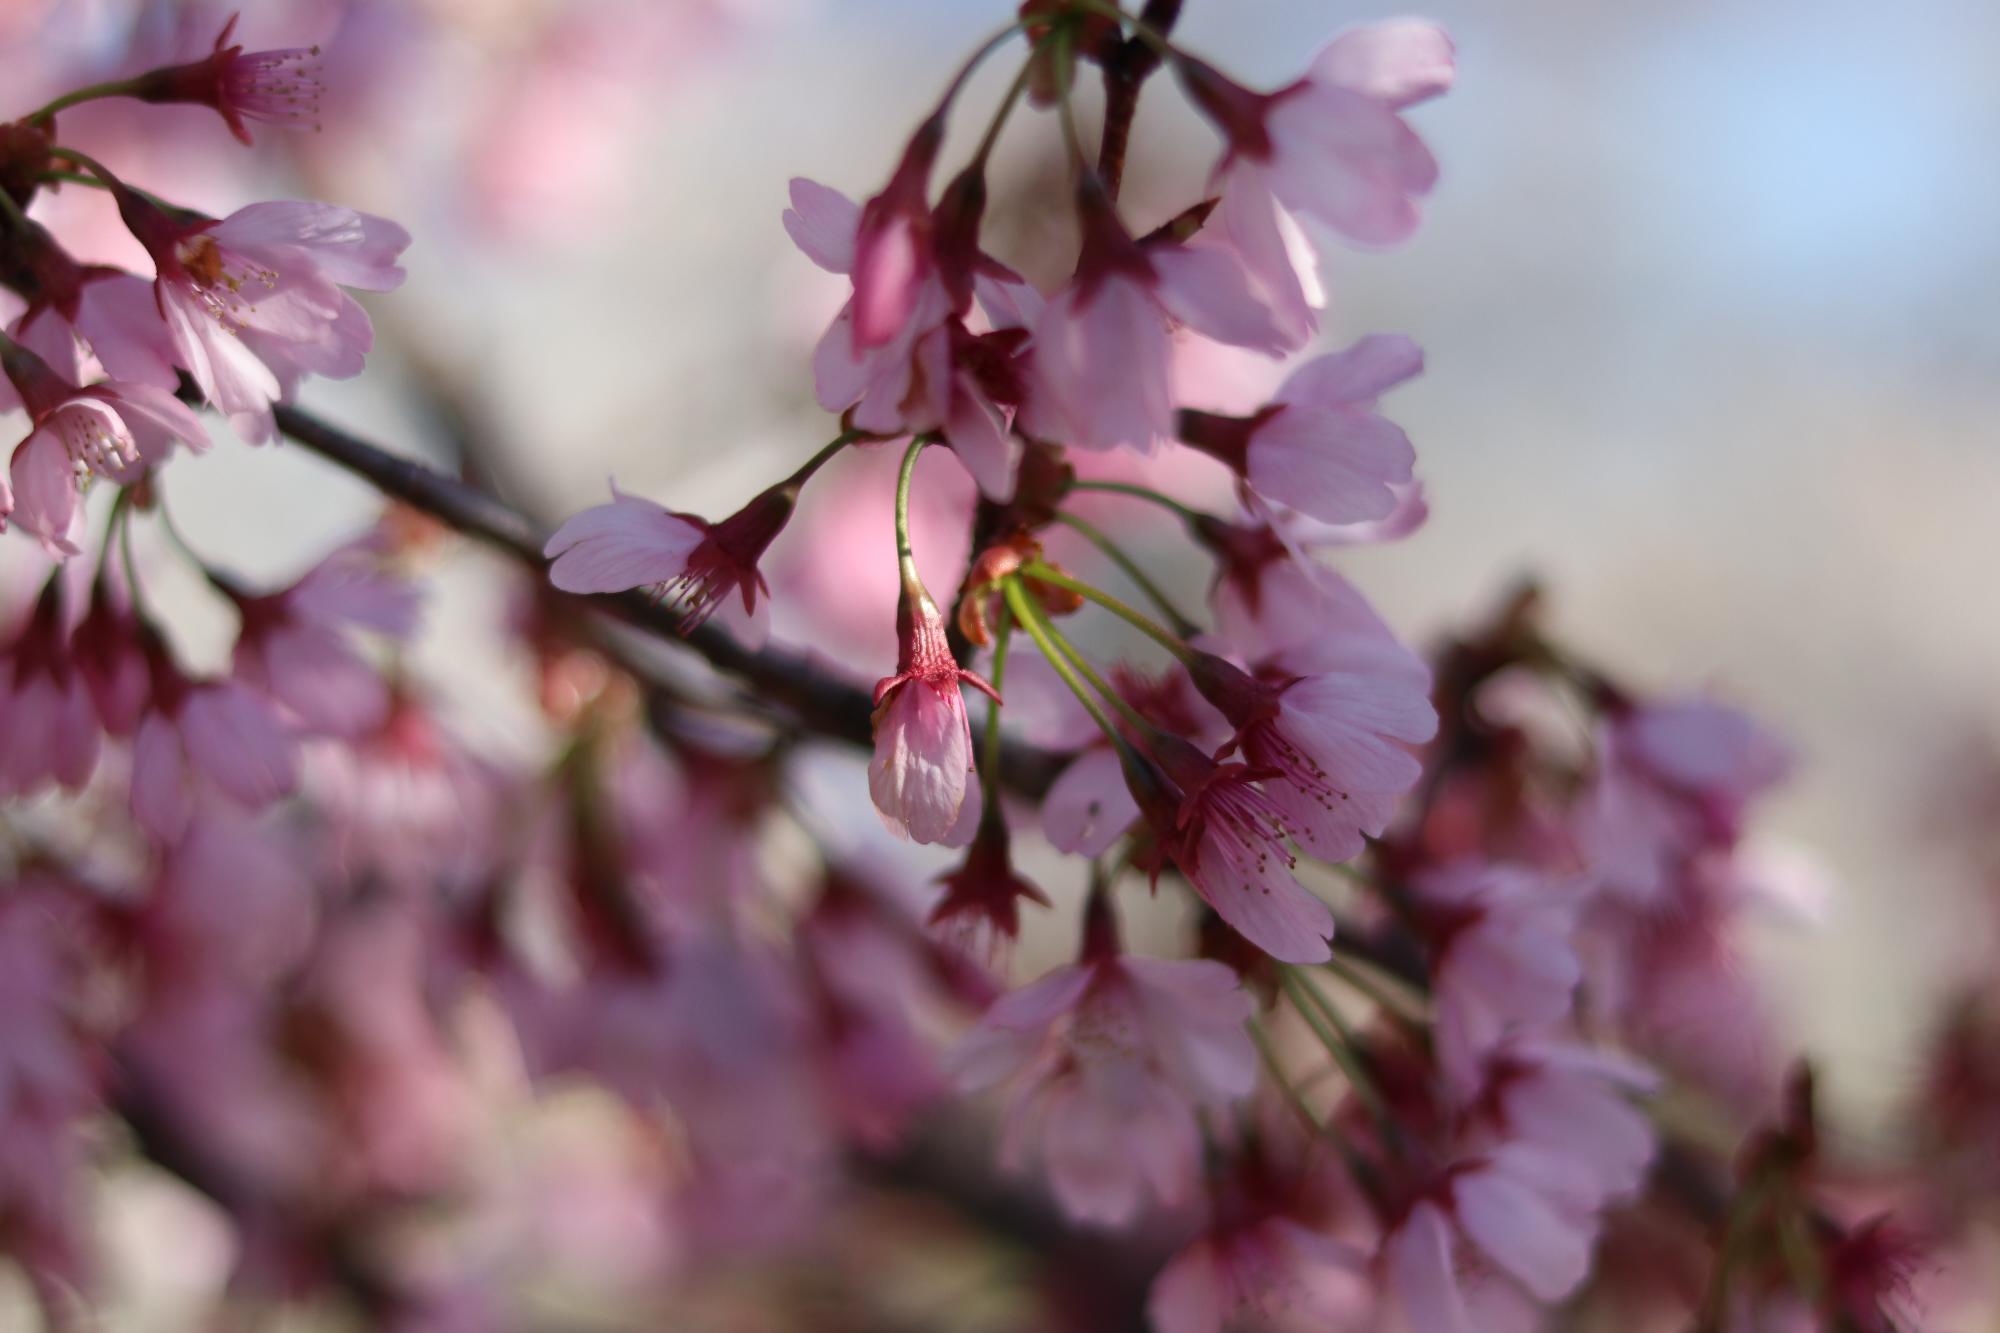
[1095,0,1183,200]
[268,403,1065,796]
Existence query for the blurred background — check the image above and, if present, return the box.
[5,0,1999,1325]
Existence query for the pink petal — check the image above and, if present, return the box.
[159,282,281,423]
[291,560,421,636]
[868,682,973,845]
[1266,86,1439,248]
[131,713,196,842]
[1314,21,1457,109]
[8,429,82,559]
[944,964,1094,1090]
[944,374,1017,500]
[782,177,860,274]
[1210,166,1320,349]
[240,621,390,736]
[179,683,299,807]
[1033,279,1173,453]
[1040,1076,1198,1224]
[1386,1203,1472,1333]
[544,486,705,594]
[1147,1239,1227,1333]
[1192,825,1334,963]
[1041,747,1138,856]
[210,201,411,291]
[851,214,923,347]
[75,274,182,389]
[1452,1160,1595,1302]
[1149,243,1294,356]
[1123,957,1257,1098]
[1246,404,1414,525]
[1276,334,1425,409]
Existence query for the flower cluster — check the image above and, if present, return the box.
[0,4,1961,1330]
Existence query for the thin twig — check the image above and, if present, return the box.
[265,402,1066,795]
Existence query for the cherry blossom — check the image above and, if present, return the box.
[1,336,208,557]
[948,947,1255,1225]
[0,575,99,796]
[131,14,325,145]
[1179,334,1422,526]
[228,540,420,737]
[544,479,794,646]
[113,188,409,443]
[869,579,997,845]
[1130,733,1337,964]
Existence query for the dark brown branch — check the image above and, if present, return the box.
[268,404,1065,796]
[1095,0,1183,199]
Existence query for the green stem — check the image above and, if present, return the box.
[934,19,1034,119]
[783,428,861,491]
[1248,1016,1386,1204]
[36,170,104,192]
[1051,21,1089,172]
[30,78,144,123]
[969,57,1035,171]
[1323,951,1426,1034]
[45,145,118,182]
[1051,511,1200,638]
[116,491,144,607]
[979,604,1015,811]
[1279,966,1403,1152]
[1012,584,1158,736]
[0,186,28,231]
[42,151,177,213]
[1022,561,1191,661]
[1068,478,1205,524]
[893,435,930,576]
[1002,577,1130,754]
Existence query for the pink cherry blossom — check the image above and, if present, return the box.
[130,632,299,842]
[115,188,408,443]
[1148,1216,1372,1333]
[1,222,180,393]
[788,177,1021,498]
[1382,1197,1550,1333]
[869,581,997,846]
[1181,335,1422,526]
[1188,642,1437,865]
[1202,523,1428,680]
[1463,1039,1660,1202]
[229,539,421,737]
[1576,697,1792,905]
[947,951,1255,1226]
[72,572,149,737]
[1040,664,1228,857]
[1132,733,1336,964]
[132,14,324,144]
[1412,861,1585,1096]
[1,337,208,557]
[0,876,108,1315]
[0,575,100,796]
[798,871,969,1148]
[1024,183,1292,456]
[1182,21,1453,253]
[544,479,794,647]
[307,689,513,897]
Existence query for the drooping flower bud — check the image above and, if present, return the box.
[869,575,998,846]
